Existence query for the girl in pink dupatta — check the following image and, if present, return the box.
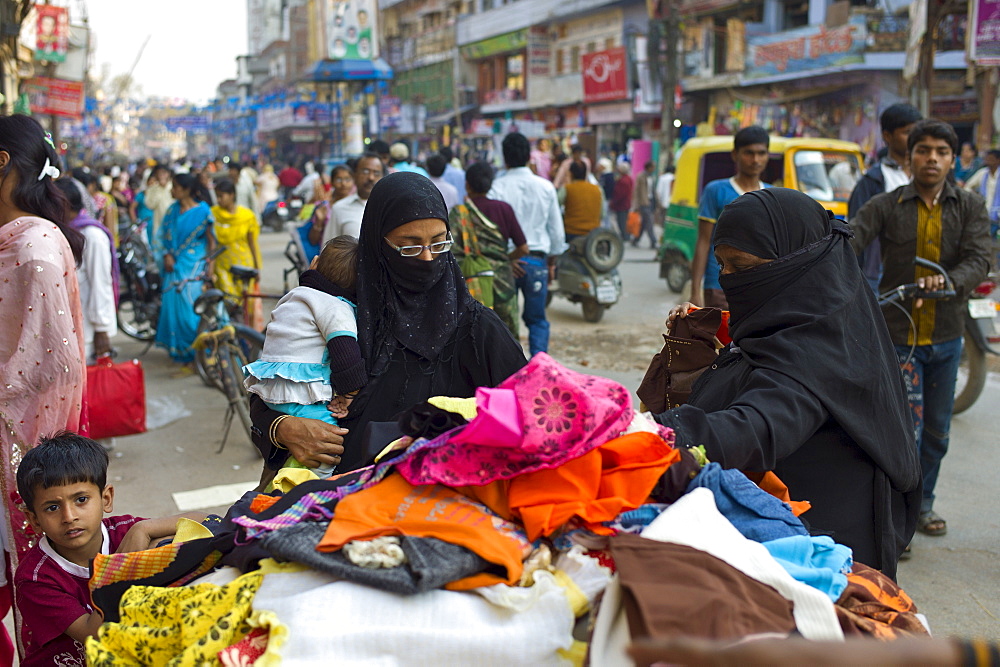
[0,115,85,657]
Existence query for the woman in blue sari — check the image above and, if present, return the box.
[156,173,215,363]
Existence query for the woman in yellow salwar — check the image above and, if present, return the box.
[211,179,263,328]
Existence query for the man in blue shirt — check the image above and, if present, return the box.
[389,142,430,177]
[689,126,770,308]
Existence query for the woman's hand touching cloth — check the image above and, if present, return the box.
[666,302,696,332]
[276,416,348,470]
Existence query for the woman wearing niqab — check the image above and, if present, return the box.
[252,172,526,472]
[654,188,920,579]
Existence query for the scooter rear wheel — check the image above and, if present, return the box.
[582,299,605,323]
[953,328,986,415]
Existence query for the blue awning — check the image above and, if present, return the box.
[305,59,394,82]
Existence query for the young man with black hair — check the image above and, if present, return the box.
[848,103,923,293]
[689,125,770,308]
[488,132,566,355]
[963,148,1000,234]
[426,153,461,210]
[317,152,385,246]
[851,119,991,544]
[439,146,466,195]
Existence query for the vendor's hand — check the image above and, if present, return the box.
[93,332,112,358]
[511,258,526,279]
[276,416,347,470]
[915,274,947,308]
[666,302,697,332]
[164,254,175,274]
[328,394,353,419]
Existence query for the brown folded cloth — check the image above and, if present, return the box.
[835,562,930,640]
[610,534,796,641]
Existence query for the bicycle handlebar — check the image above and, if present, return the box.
[878,256,957,307]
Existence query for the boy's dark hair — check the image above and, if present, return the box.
[880,103,923,135]
[439,146,454,162]
[316,235,359,291]
[17,432,109,512]
[985,149,1000,161]
[215,178,236,196]
[569,160,587,180]
[907,119,959,157]
[55,178,84,214]
[733,126,769,150]
[426,154,447,178]
[502,132,531,168]
[465,161,494,194]
[369,139,390,156]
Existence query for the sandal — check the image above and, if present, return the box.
[899,543,913,561]
[917,510,947,536]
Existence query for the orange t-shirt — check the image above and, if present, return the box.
[460,431,680,541]
[318,473,531,590]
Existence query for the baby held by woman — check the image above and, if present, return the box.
[244,236,366,476]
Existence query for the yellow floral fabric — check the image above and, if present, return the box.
[86,570,264,666]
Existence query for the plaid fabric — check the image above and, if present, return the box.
[90,537,225,623]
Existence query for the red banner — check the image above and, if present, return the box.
[35,5,69,63]
[582,47,628,104]
[22,77,84,118]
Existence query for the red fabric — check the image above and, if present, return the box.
[278,167,303,188]
[610,174,633,212]
[85,358,146,439]
[218,627,270,666]
[15,516,142,665]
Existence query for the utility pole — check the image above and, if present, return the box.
[658,0,680,168]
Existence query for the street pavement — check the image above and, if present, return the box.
[96,228,1000,640]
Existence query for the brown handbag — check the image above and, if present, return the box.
[637,308,724,413]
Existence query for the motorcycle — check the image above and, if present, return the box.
[261,197,304,232]
[546,228,624,323]
[116,217,161,341]
[954,271,1000,414]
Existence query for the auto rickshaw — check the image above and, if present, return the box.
[658,136,866,292]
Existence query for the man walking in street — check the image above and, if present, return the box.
[278,161,303,199]
[849,103,923,293]
[610,162,634,241]
[963,148,1000,235]
[631,160,657,249]
[851,119,991,543]
[427,153,461,211]
[389,142,430,177]
[489,132,566,356]
[689,125,770,308]
[315,152,385,245]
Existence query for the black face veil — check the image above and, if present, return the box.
[355,171,476,370]
[714,188,919,494]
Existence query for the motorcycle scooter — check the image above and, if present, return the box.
[546,228,624,322]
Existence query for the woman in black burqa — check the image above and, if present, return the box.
[250,172,526,473]
[655,187,920,579]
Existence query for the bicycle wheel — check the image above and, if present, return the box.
[234,324,265,363]
[117,270,158,341]
[194,319,222,389]
[219,341,256,449]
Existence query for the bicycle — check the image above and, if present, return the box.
[878,256,995,415]
[116,217,161,342]
[165,249,263,453]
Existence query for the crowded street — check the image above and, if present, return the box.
[1,0,1000,662]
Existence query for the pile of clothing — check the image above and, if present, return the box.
[84,354,928,665]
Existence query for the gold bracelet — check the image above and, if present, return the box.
[270,414,290,450]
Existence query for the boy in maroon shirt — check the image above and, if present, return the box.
[14,432,200,664]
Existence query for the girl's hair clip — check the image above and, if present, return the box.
[37,157,61,181]
[43,132,56,150]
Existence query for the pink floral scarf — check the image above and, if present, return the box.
[396,353,634,486]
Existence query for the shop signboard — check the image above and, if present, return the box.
[460,29,528,60]
[326,0,378,60]
[587,101,634,125]
[378,96,402,129]
[22,77,83,118]
[34,4,69,63]
[746,15,866,79]
[971,0,1000,65]
[165,116,211,133]
[527,27,552,77]
[582,47,628,104]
